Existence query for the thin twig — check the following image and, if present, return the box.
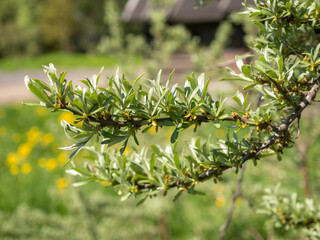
[281,38,303,60]
[218,94,263,239]
[219,165,246,240]
[76,190,98,240]
[263,73,292,104]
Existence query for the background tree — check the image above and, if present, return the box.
[0,0,41,57]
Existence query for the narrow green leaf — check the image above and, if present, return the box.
[156,69,162,85]
[151,145,161,155]
[120,138,129,155]
[149,153,156,174]
[32,79,51,92]
[173,190,184,202]
[241,65,251,78]
[136,196,148,206]
[28,83,53,106]
[277,57,284,74]
[102,135,128,147]
[101,130,120,138]
[170,128,179,144]
[197,73,205,92]
[235,55,244,70]
[152,89,168,116]
[59,71,68,85]
[121,192,132,201]
[63,142,86,167]
[174,154,180,170]
[130,162,144,174]
[142,125,153,133]
[133,73,145,88]
[133,134,139,146]
[314,43,320,62]
[166,69,175,88]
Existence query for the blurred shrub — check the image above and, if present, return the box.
[97,0,195,76]
[188,21,233,71]
[0,0,41,57]
[0,0,107,57]
[38,0,76,52]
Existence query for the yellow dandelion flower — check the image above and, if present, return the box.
[40,133,54,146]
[6,152,19,166]
[36,107,47,116]
[0,126,7,137]
[0,108,6,119]
[10,165,19,175]
[38,157,46,168]
[46,158,57,171]
[27,127,41,143]
[12,133,21,143]
[17,142,33,157]
[21,163,32,174]
[57,152,68,165]
[56,178,68,193]
[215,129,225,138]
[58,112,75,124]
[215,196,226,208]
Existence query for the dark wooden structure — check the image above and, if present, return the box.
[122,0,254,46]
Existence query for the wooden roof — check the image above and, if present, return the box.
[122,0,254,23]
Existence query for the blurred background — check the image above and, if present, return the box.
[1,0,319,239]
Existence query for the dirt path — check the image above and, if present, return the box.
[0,68,112,104]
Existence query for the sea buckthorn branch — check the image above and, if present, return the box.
[25,0,320,204]
[25,63,279,164]
[62,78,319,204]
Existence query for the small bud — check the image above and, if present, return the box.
[24,75,31,90]
[152,120,157,127]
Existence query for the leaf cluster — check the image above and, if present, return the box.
[259,186,320,239]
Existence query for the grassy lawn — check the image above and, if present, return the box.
[0,52,143,71]
[0,102,318,239]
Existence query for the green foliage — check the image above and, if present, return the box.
[189,20,234,70]
[147,1,195,74]
[0,0,107,57]
[39,0,76,51]
[260,186,320,239]
[97,0,195,76]
[97,0,124,55]
[24,0,320,236]
[0,0,41,57]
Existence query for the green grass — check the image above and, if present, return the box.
[0,52,143,71]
